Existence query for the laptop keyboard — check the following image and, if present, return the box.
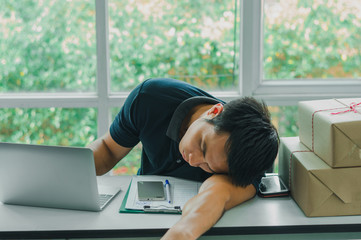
[99,194,113,208]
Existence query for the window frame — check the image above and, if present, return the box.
[1,0,360,139]
[241,0,361,106]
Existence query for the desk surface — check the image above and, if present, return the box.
[1,175,361,239]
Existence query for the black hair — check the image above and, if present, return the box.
[207,97,279,187]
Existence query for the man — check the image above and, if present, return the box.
[88,78,279,239]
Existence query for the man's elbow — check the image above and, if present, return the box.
[224,183,256,211]
[201,174,257,211]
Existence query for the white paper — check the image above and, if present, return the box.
[125,175,202,211]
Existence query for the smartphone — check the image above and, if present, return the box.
[258,175,289,198]
[137,181,165,201]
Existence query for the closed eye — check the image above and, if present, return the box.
[201,138,217,173]
[201,138,207,158]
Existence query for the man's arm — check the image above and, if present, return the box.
[161,174,256,240]
[87,131,132,175]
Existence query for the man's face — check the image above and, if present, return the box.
[179,117,229,174]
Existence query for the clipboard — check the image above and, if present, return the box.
[119,182,143,214]
[119,175,201,214]
[119,180,181,214]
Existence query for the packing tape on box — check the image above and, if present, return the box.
[288,150,310,191]
[330,100,361,115]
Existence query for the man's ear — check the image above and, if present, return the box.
[207,103,224,117]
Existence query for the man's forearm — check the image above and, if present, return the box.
[87,134,130,176]
[87,137,111,175]
[161,175,256,240]
[161,183,228,240]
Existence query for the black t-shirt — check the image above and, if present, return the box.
[110,78,262,189]
[110,78,223,182]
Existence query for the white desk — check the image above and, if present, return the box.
[1,176,361,239]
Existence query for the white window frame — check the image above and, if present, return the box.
[1,0,360,139]
[241,0,361,106]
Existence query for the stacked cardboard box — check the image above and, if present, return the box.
[278,98,361,217]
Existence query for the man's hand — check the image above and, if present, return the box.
[161,174,256,240]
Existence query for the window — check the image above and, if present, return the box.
[1,0,360,175]
[0,108,96,146]
[264,0,361,80]
[108,0,239,92]
[242,0,361,104]
[0,0,96,92]
[0,0,97,148]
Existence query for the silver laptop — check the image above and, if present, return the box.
[0,142,121,211]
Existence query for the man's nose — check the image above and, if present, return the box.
[188,152,204,167]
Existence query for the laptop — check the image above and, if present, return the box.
[0,142,121,211]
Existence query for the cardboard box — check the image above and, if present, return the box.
[278,137,361,217]
[298,98,361,167]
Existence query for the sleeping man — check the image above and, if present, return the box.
[88,78,279,239]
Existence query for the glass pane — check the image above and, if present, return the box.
[0,0,96,92]
[269,105,298,137]
[0,108,97,147]
[110,143,142,176]
[269,105,298,172]
[109,0,239,92]
[263,0,361,80]
[110,108,140,175]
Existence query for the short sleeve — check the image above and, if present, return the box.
[110,82,143,148]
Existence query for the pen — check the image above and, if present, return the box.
[165,179,171,204]
[144,205,181,213]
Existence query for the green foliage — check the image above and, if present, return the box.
[1,0,360,174]
[0,0,96,92]
[264,0,361,79]
[269,106,299,137]
[0,108,97,146]
[108,0,238,91]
